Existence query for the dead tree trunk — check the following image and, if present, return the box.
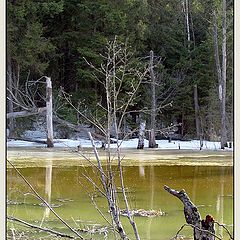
[213,7,227,149]
[137,120,146,149]
[149,50,157,148]
[194,84,203,149]
[164,185,215,240]
[221,0,227,149]
[194,84,200,138]
[46,77,54,148]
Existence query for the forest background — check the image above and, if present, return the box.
[6,0,234,149]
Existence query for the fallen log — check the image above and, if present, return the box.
[120,209,166,218]
[7,107,46,119]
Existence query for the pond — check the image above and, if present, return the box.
[7,148,233,240]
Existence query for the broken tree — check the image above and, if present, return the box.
[7,76,54,148]
[164,185,216,240]
[46,77,54,147]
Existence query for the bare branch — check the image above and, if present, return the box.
[7,216,74,239]
[173,223,222,240]
[214,221,233,239]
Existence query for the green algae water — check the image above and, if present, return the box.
[7,148,233,240]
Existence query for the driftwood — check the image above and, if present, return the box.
[164,185,215,240]
[120,209,165,218]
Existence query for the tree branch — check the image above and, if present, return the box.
[7,216,74,239]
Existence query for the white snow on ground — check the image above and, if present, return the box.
[7,138,233,151]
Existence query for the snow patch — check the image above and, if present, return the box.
[7,138,232,151]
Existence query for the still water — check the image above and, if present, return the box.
[7,148,233,240]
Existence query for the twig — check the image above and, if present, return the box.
[174,223,222,240]
[10,228,16,240]
[214,221,233,239]
[89,194,112,226]
[7,159,85,240]
[7,216,74,239]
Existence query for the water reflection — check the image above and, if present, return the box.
[44,159,53,218]
[7,163,233,240]
[216,167,225,236]
[139,165,145,177]
[146,166,155,239]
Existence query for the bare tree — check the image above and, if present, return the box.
[213,1,228,149]
[7,76,54,147]
[61,38,148,239]
[182,0,203,147]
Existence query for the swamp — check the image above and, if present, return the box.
[7,148,233,239]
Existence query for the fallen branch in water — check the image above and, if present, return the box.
[120,209,166,218]
[7,159,85,240]
[7,216,74,239]
[7,199,63,208]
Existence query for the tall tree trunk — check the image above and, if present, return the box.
[194,84,203,149]
[194,84,200,138]
[213,6,227,149]
[221,0,227,149]
[149,50,157,148]
[46,77,54,148]
[184,0,191,44]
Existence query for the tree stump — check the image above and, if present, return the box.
[164,185,215,240]
[137,120,146,149]
[149,129,158,148]
[46,77,54,148]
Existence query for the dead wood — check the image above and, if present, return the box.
[164,185,216,240]
[7,107,46,119]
